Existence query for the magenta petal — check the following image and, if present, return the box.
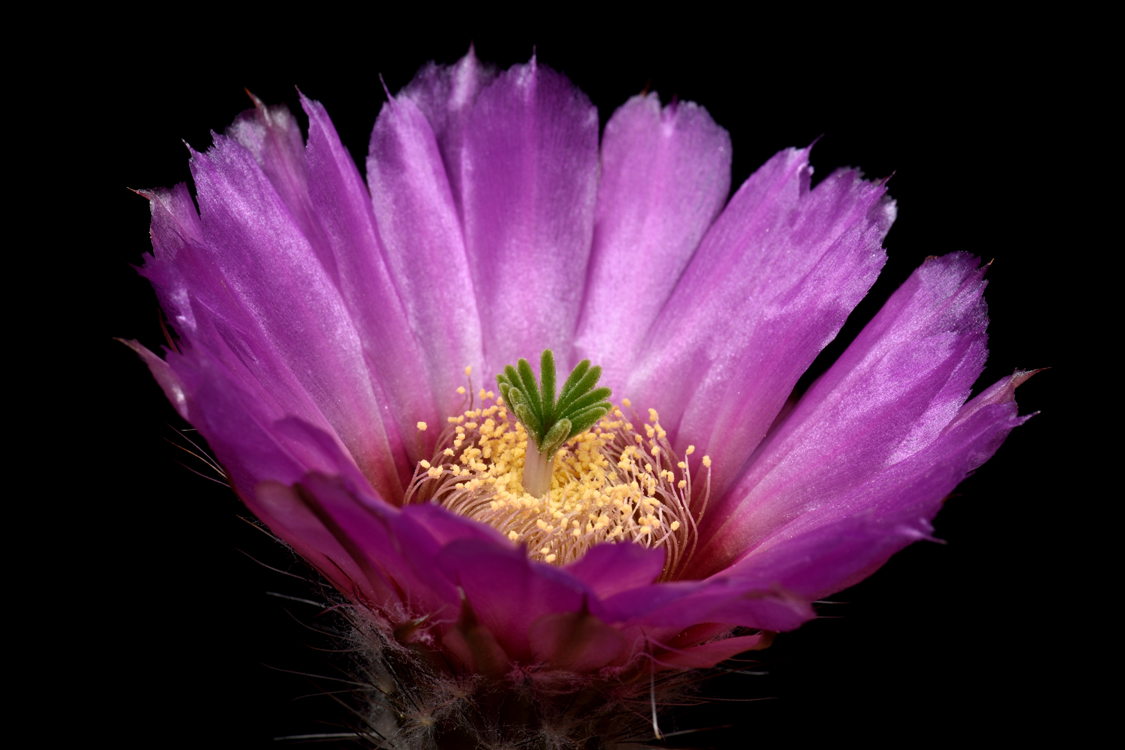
[402,501,513,548]
[269,417,382,492]
[458,58,599,374]
[317,497,514,623]
[529,608,628,671]
[385,506,519,616]
[563,542,665,600]
[123,339,190,420]
[442,592,513,678]
[946,368,1039,430]
[300,474,469,619]
[651,633,769,670]
[626,148,893,498]
[149,349,347,494]
[253,479,398,607]
[602,577,813,634]
[721,513,933,604]
[140,182,207,333]
[266,472,472,621]
[437,539,590,661]
[698,253,994,576]
[574,94,731,390]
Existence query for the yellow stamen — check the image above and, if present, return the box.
[404,389,712,578]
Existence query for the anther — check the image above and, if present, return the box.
[404,380,712,578]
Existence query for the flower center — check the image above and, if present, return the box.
[405,356,711,578]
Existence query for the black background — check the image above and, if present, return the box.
[68,10,1091,748]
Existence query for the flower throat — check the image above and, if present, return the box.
[405,351,710,578]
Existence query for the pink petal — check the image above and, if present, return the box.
[302,95,449,470]
[574,94,731,390]
[697,253,996,577]
[719,379,1030,598]
[626,148,893,499]
[365,93,485,408]
[457,57,599,375]
[400,49,497,222]
[142,129,409,500]
[225,94,331,276]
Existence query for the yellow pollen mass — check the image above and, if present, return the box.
[404,387,712,578]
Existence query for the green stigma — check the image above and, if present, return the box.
[496,350,612,497]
